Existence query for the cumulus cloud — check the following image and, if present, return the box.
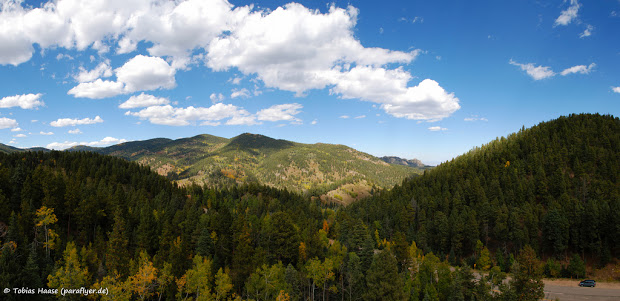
[125,103,250,126]
[231,88,250,99]
[68,79,124,99]
[509,60,555,80]
[311,119,318,125]
[50,116,103,127]
[555,0,580,26]
[612,87,620,93]
[74,61,113,83]
[229,77,242,85]
[0,93,44,109]
[119,93,170,109]
[225,115,259,126]
[340,115,350,119]
[428,126,447,131]
[256,103,302,122]
[39,131,54,135]
[10,127,23,132]
[125,102,303,126]
[46,137,127,150]
[68,55,176,99]
[13,133,26,138]
[560,63,595,76]
[2,0,460,121]
[0,117,18,129]
[210,93,225,103]
[115,55,176,92]
[68,128,82,134]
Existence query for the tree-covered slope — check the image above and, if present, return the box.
[347,113,620,264]
[79,133,422,201]
[0,150,543,301]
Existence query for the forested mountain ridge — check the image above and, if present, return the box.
[0,149,545,301]
[3,114,613,300]
[380,156,430,168]
[70,132,422,203]
[346,113,619,267]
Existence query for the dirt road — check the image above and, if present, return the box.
[543,280,620,301]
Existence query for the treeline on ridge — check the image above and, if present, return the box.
[346,113,620,270]
[1,149,544,300]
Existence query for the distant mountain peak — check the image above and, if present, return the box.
[380,156,428,168]
[228,133,295,150]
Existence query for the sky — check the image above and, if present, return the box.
[0,0,618,165]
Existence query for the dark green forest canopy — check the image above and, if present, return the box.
[0,113,617,300]
[346,113,619,261]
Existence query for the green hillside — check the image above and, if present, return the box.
[0,148,519,301]
[346,113,619,267]
[77,133,422,202]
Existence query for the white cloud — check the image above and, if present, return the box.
[464,116,488,122]
[428,126,447,131]
[10,127,23,132]
[1,1,460,121]
[0,117,18,129]
[226,115,259,125]
[230,88,250,99]
[555,0,580,26]
[354,115,366,119]
[340,115,350,119]
[311,119,318,125]
[207,4,417,94]
[210,93,225,103]
[40,131,54,135]
[126,102,305,126]
[0,93,44,109]
[229,77,242,85]
[68,55,176,99]
[119,93,170,109]
[68,79,124,99]
[68,128,82,134]
[612,87,620,93]
[560,63,595,76]
[8,140,17,144]
[13,133,26,138]
[126,103,250,126]
[74,61,113,83]
[56,53,73,60]
[580,24,593,38]
[50,116,103,127]
[46,137,127,150]
[331,69,460,120]
[115,55,176,92]
[200,121,221,126]
[509,59,555,80]
[256,103,302,122]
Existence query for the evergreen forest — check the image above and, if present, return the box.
[0,113,618,300]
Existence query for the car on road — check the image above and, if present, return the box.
[579,279,596,287]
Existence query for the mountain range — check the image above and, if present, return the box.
[0,133,425,204]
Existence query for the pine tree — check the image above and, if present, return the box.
[363,250,406,301]
[106,210,130,277]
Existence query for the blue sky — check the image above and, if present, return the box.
[0,0,618,165]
